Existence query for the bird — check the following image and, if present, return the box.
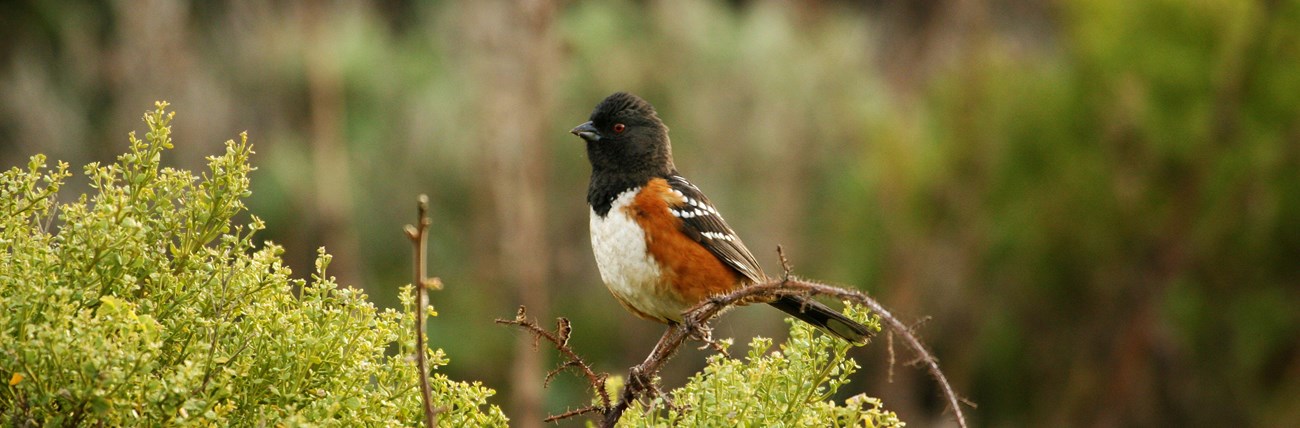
[570,91,871,345]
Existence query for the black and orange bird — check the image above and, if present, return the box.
[570,92,870,344]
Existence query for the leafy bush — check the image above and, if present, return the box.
[0,103,506,426]
[618,305,903,427]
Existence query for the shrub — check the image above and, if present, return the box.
[0,103,507,426]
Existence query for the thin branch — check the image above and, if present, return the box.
[777,245,794,278]
[543,406,606,423]
[404,195,442,427]
[495,306,613,416]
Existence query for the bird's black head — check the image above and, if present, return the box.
[571,92,674,178]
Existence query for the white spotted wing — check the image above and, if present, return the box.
[666,175,766,284]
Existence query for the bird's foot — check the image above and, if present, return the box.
[683,318,726,353]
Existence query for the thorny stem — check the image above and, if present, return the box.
[494,306,612,422]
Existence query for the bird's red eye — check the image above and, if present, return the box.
[613,123,626,133]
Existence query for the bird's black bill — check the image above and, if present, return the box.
[570,121,600,142]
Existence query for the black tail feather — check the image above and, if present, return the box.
[768,296,872,345]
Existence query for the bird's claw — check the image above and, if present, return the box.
[683,318,726,353]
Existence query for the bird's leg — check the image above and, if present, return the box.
[624,325,688,410]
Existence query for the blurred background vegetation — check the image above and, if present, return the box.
[1,0,1296,426]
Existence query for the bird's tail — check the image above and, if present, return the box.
[768,296,872,345]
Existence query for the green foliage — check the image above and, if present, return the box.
[618,305,901,427]
[0,103,506,426]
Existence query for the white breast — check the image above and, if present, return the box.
[589,188,684,322]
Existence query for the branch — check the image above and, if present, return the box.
[762,279,972,428]
[404,195,444,427]
[503,247,971,428]
[600,268,971,427]
[495,306,612,422]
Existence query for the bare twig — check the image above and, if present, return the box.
[777,245,794,278]
[404,195,442,427]
[543,406,605,423]
[495,306,613,420]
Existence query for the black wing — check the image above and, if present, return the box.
[665,175,767,284]
[667,175,872,344]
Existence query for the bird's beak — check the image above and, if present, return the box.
[570,121,600,142]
